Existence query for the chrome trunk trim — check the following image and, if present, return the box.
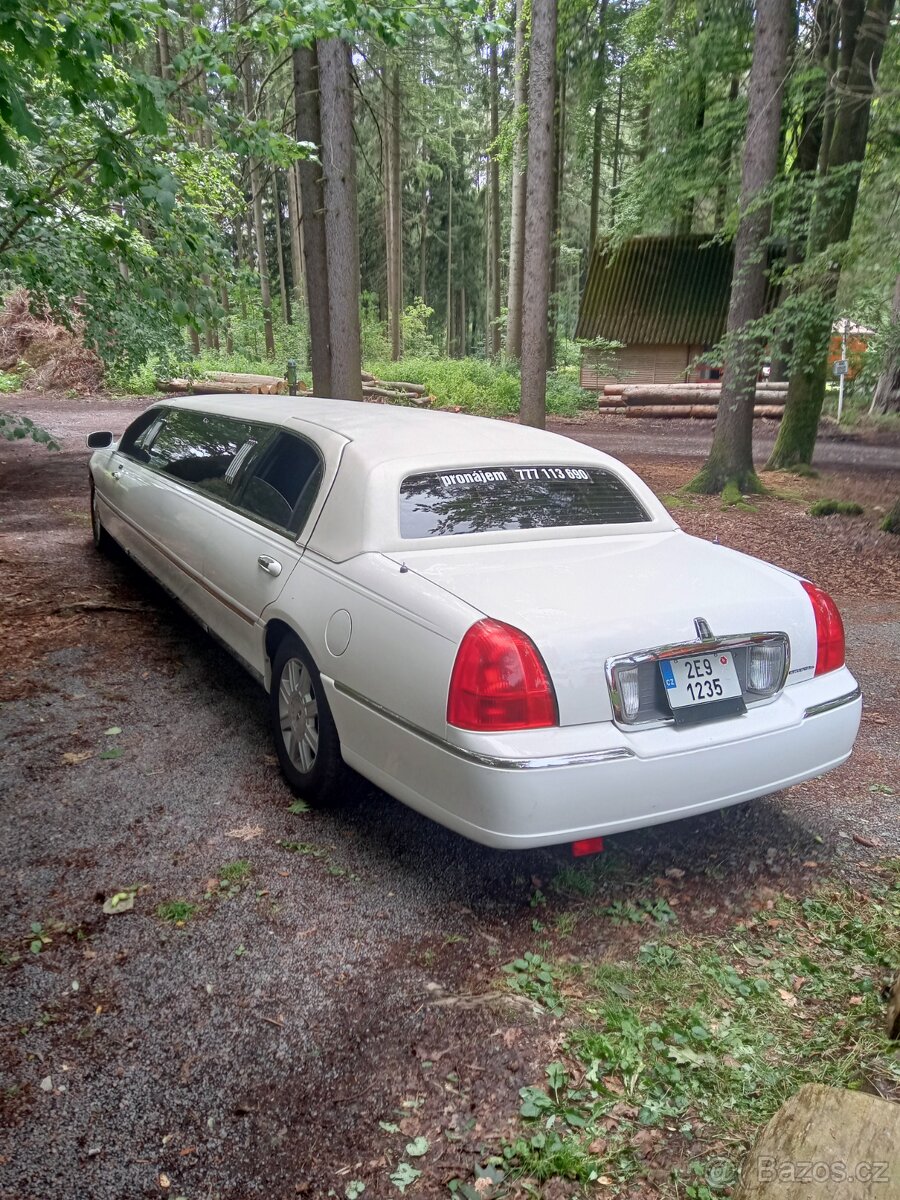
[803,686,861,719]
[606,632,791,728]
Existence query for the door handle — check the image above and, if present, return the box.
[112,469,123,480]
[257,555,283,577]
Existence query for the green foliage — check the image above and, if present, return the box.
[483,876,900,1192]
[156,900,197,924]
[400,298,439,358]
[502,951,564,1015]
[0,411,59,448]
[0,369,20,393]
[364,356,591,417]
[809,498,864,517]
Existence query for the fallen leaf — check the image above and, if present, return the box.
[104,726,122,736]
[405,1137,429,1157]
[40,1076,53,1091]
[588,1137,607,1154]
[665,867,685,879]
[61,751,93,765]
[102,892,135,915]
[226,825,264,841]
[777,988,798,1008]
[852,833,880,848]
[848,995,864,1006]
[159,1173,170,1189]
[99,748,123,761]
[802,861,819,869]
[179,1146,196,1156]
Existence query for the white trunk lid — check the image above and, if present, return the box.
[390,531,816,725]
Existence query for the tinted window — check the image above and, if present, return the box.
[142,410,269,496]
[399,464,650,538]
[239,432,323,533]
[119,408,164,460]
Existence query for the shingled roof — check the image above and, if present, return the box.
[575,234,733,346]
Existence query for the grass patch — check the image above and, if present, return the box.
[218,859,252,882]
[365,356,592,418]
[809,498,865,517]
[156,900,198,924]
[467,871,900,1197]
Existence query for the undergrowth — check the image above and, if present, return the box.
[456,866,900,1198]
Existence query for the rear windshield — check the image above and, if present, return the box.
[399,465,650,538]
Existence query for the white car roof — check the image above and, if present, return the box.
[162,394,676,558]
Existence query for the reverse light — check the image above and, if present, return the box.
[612,664,641,720]
[801,580,845,675]
[747,641,786,695]
[447,619,558,731]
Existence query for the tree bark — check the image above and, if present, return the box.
[317,37,362,401]
[548,62,566,369]
[588,0,610,253]
[505,0,528,359]
[872,273,900,413]
[385,63,403,360]
[487,21,502,359]
[293,44,332,396]
[221,285,233,355]
[689,0,792,494]
[767,0,894,468]
[286,163,304,303]
[272,171,292,325]
[609,60,624,227]
[239,19,275,358]
[519,0,557,429]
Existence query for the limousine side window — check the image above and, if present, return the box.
[239,432,323,534]
[141,410,269,495]
[118,408,165,462]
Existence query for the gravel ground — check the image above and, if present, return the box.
[1,393,898,1200]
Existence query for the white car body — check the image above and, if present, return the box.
[88,396,861,849]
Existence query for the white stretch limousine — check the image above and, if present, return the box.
[87,397,861,850]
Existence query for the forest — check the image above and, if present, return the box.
[0,0,898,492]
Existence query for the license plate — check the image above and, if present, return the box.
[660,651,743,712]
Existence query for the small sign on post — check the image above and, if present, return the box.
[833,359,849,377]
[286,359,298,397]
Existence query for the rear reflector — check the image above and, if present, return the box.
[447,618,558,731]
[800,580,845,675]
[572,837,604,857]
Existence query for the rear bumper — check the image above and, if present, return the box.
[326,669,861,849]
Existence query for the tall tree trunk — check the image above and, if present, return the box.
[872,273,900,413]
[293,44,332,396]
[445,153,453,357]
[418,173,428,303]
[487,22,502,359]
[272,171,292,325]
[588,0,610,253]
[548,62,566,369]
[505,0,528,359]
[221,285,233,355]
[317,37,362,401]
[238,5,275,358]
[768,0,894,468]
[385,63,403,360]
[689,0,792,494]
[609,61,624,227]
[519,0,557,429]
[286,164,304,304]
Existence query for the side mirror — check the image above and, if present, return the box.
[87,431,114,449]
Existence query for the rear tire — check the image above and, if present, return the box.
[89,478,117,554]
[270,634,344,805]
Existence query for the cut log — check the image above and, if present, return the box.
[624,405,784,419]
[734,1083,900,1200]
[620,389,786,405]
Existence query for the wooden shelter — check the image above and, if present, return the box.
[576,235,734,390]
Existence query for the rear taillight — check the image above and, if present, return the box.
[801,580,845,675]
[447,619,558,731]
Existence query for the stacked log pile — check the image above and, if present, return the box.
[598,381,788,419]
[158,370,434,405]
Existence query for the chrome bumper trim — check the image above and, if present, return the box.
[803,686,861,719]
[333,681,635,771]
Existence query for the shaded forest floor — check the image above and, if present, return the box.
[1,392,898,1199]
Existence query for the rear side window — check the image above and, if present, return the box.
[399,464,650,538]
[238,432,323,533]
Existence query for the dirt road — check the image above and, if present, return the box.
[1,394,898,1199]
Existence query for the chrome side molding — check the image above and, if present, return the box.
[803,686,861,719]
[333,681,635,771]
